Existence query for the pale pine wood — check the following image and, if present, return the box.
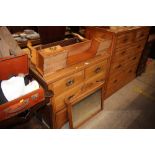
[85,27,150,99]
[85,59,107,80]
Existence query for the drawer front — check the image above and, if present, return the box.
[109,62,137,83]
[85,60,107,79]
[49,70,84,95]
[133,39,147,53]
[106,65,136,98]
[114,39,146,59]
[116,31,135,48]
[110,53,141,78]
[111,51,141,69]
[55,108,68,128]
[106,73,135,98]
[85,72,106,87]
[125,64,138,76]
[112,48,132,63]
[53,84,84,112]
[135,28,149,41]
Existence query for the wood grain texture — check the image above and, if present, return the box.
[85,27,150,99]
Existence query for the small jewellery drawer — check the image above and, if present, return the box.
[49,70,84,95]
[85,60,107,79]
[53,84,84,112]
[116,31,135,48]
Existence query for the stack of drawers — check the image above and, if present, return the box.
[85,27,150,98]
[105,27,150,98]
[39,55,110,128]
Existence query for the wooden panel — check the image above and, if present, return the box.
[55,108,68,129]
[66,40,91,57]
[112,45,143,64]
[84,72,106,86]
[106,73,135,98]
[110,52,141,77]
[115,39,146,55]
[111,51,141,68]
[52,84,84,112]
[135,27,150,41]
[85,60,107,79]
[106,63,137,98]
[116,31,135,48]
[36,45,68,75]
[49,70,84,96]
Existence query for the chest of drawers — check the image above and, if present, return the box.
[31,54,110,128]
[27,31,113,128]
[85,27,150,98]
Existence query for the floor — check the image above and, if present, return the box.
[9,59,155,129]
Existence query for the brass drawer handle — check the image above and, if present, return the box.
[95,67,101,73]
[66,79,75,87]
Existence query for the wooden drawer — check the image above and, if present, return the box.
[135,28,149,41]
[111,51,141,68]
[128,52,141,65]
[114,39,146,58]
[134,39,147,52]
[55,108,68,128]
[107,64,137,98]
[106,73,135,98]
[116,31,135,48]
[49,70,84,96]
[53,84,84,112]
[110,53,141,78]
[85,60,107,79]
[85,72,106,86]
[108,73,125,86]
[112,48,132,63]
[125,64,137,76]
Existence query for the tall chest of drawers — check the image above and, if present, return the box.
[85,27,150,98]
